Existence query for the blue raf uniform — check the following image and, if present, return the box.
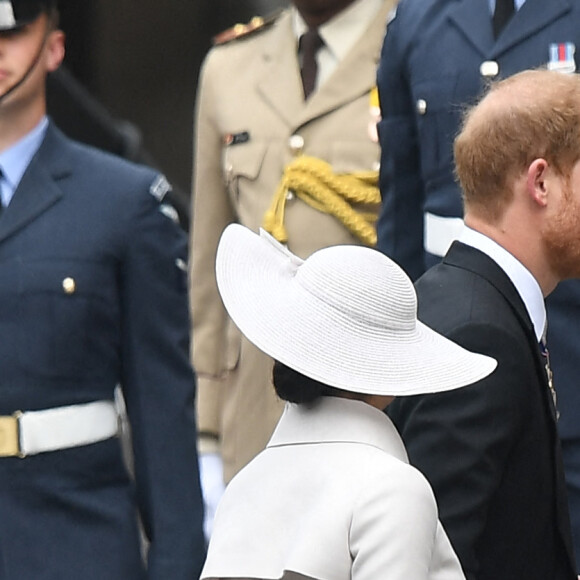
[376,0,580,565]
[0,121,205,579]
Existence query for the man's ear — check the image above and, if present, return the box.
[526,158,549,208]
[45,30,65,73]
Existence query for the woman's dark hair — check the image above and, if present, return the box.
[272,361,342,404]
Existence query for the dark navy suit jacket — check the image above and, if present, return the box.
[376,0,580,563]
[388,242,577,579]
[0,122,205,579]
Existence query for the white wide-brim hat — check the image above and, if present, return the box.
[216,224,496,397]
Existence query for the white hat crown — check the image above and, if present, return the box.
[296,246,417,332]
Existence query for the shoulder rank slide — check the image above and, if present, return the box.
[213,10,281,46]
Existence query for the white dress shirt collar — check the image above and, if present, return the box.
[458,226,545,341]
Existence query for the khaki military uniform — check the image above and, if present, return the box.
[190,1,397,481]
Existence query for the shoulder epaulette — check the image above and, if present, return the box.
[212,10,281,46]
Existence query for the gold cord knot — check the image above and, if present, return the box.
[262,156,380,246]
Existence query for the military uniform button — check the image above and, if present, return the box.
[480,60,499,78]
[288,134,304,156]
[62,277,76,294]
[416,99,427,115]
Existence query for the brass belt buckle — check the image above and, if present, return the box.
[0,411,23,457]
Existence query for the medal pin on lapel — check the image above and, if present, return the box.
[368,87,381,144]
[548,43,576,74]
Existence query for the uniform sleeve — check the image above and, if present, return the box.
[376,3,427,280]
[388,323,531,579]
[119,180,206,580]
[189,51,238,443]
[350,464,464,580]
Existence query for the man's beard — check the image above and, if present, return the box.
[542,183,580,280]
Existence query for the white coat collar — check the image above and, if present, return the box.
[268,396,409,462]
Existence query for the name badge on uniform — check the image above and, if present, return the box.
[548,43,576,74]
[224,131,250,146]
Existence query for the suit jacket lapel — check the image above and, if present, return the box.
[256,11,305,129]
[448,0,494,57]
[444,242,534,334]
[448,243,558,420]
[0,122,68,244]
[443,242,549,405]
[491,0,572,57]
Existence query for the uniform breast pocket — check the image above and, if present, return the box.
[222,141,267,202]
[17,260,119,380]
[412,75,462,183]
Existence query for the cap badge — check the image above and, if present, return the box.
[0,1,16,29]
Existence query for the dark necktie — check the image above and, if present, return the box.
[540,329,559,420]
[299,28,324,100]
[492,0,515,39]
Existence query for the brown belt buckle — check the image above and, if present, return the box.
[0,411,23,457]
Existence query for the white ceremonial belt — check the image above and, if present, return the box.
[424,212,465,257]
[0,400,118,458]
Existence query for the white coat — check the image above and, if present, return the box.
[201,396,465,580]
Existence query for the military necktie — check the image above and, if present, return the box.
[492,0,515,39]
[299,28,324,99]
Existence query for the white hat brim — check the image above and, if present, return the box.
[216,225,496,397]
